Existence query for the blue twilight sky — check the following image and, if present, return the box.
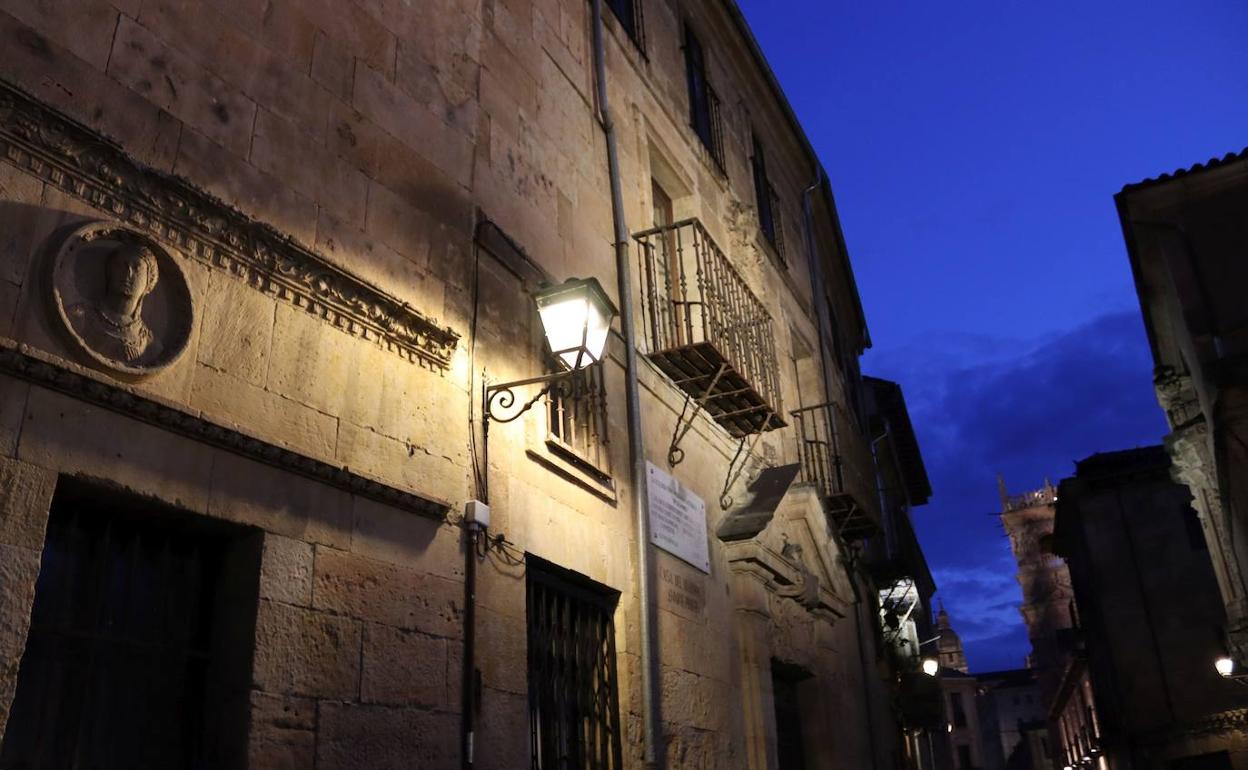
[736,0,1248,671]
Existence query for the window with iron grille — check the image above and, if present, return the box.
[752,135,785,261]
[0,481,260,770]
[546,358,612,481]
[527,557,623,770]
[684,23,725,170]
[605,0,645,52]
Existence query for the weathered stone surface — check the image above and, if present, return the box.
[476,607,527,695]
[108,16,257,156]
[265,303,358,417]
[207,452,351,549]
[0,162,44,287]
[474,687,528,770]
[312,547,463,639]
[252,599,362,699]
[360,624,447,707]
[173,127,318,249]
[0,10,182,171]
[260,534,314,607]
[0,544,40,659]
[190,364,338,462]
[196,270,277,388]
[2,0,119,70]
[250,108,368,225]
[350,495,462,580]
[0,456,56,550]
[316,702,458,770]
[18,386,216,514]
[247,690,317,770]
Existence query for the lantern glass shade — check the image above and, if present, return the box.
[1216,656,1236,677]
[535,277,618,371]
[922,658,939,677]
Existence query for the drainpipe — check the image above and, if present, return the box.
[590,1,662,766]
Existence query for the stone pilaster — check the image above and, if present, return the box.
[0,457,57,740]
[730,569,779,770]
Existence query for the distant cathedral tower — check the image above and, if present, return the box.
[936,604,969,674]
[998,476,1074,672]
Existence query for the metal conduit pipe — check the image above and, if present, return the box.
[589,1,663,765]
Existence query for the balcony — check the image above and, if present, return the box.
[790,401,879,539]
[634,218,784,437]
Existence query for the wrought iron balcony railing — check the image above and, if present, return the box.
[791,401,880,539]
[634,218,784,438]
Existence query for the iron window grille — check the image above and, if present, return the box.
[790,400,879,538]
[546,357,613,481]
[605,0,645,53]
[684,24,726,171]
[752,136,785,261]
[527,557,624,770]
[0,483,260,769]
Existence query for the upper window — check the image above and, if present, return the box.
[527,557,623,770]
[684,24,725,169]
[606,0,645,51]
[752,135,786,261]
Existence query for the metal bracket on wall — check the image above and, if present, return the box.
[666,363,727,466]
[719,414,772,510]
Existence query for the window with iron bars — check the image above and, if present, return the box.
[752,135,786,262]
[527,557,624,770]
[605,0,645,52]
[546,357,612,481]
[684,23,725,171]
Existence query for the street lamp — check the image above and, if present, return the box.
[535,277,617,370]
[481,277,619,480]
[1216,656,1236,677]
[922,658,939,677]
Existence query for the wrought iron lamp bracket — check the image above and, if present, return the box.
[483,371,579,429]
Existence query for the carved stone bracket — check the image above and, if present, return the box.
[0,339,450,520]
[724,538,845,622]
[0,80,458,371]
[1155,365,1202,428]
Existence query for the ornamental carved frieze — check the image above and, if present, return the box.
[0,81,458,371]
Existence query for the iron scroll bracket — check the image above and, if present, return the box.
[667,363,728,466]
[719,413,773,510]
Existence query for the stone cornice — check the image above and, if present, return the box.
[0,80,459,371]
[0,339,450,520]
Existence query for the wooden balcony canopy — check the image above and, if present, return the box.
[634,218,784,437]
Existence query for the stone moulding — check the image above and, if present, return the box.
[0,80,459,371]
[0,340,451,521]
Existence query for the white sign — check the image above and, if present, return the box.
[646,461,710,573]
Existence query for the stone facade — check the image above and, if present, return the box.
[1052,446,1248,769]
[0,0,934,768]
[1119,149,1248,665]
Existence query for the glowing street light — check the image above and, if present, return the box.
[534,277,617,370]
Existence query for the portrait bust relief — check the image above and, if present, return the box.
[51,222,194,377]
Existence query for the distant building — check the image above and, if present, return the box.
[1119,149,1248,668]
[938,605,971,674]
[1052,446,1248,768]
[999,479,1075,679]
[975,668,1054,770]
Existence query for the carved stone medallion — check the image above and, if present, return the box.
[50,221,194,377]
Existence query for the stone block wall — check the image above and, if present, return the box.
[0,0,902,767]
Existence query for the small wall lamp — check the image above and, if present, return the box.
[922,658,939,677]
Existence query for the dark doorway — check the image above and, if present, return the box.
[772,661,811,770]
[0,479,261,769]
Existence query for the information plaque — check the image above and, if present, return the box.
[646,461,710,573]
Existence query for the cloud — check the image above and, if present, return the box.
[865,310,1168,672]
